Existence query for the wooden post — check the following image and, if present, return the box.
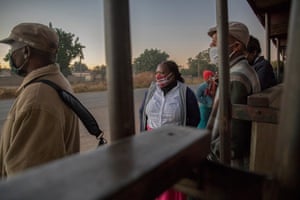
[275,0,300,199]
[104,0,135,141]
[216,0,231,164]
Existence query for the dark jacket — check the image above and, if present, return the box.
[253,56,277,90]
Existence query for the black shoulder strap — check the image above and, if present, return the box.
[24,79,105,144]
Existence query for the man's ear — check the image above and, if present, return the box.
[234,42,243,51]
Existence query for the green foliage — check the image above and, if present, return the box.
[71,61,89,72]
[271,60,284,83]
[3,53,9,63]
[92,64,106,82]
[271,60,284,71]
[133,48,169,73]
[181,49,217,77]
[55,27,85,76]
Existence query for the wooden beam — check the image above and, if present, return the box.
[232,104,279,124]
[247,84,283,107]
[0,126,210,200]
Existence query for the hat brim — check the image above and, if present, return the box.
[0,37,15,44]
[208,27,217,37]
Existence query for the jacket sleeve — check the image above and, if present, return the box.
[186,87,200,127]
[196,83,207,104]
[230,81,252,159]
[139,91,148,131]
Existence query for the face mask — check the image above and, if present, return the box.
[155,73,172,88]
[9,52,28,77]
[210,42,239,64]
[209,47,218,65]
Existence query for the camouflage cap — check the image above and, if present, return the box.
[207,21,249,46]
[0,23,59,54]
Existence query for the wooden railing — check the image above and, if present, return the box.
[0,126,211,200]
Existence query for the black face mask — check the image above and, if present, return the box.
[9,52,27,77]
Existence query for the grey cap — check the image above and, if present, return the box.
[207,21,250,46]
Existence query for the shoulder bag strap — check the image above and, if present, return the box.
[25,79,106,145]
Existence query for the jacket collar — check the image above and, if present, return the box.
[229,55,246,67]
[17,63,60,94]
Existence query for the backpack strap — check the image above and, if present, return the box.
[25,79,106,145]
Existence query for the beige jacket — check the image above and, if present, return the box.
[0,64,80,178]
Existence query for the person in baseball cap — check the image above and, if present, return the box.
[0,22,59,76]
[206,21,261,170]
[207,21,250,63]
[0,23,80,178]
[0,22,59,53]
[208,21,250,47]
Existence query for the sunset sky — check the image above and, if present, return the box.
[0,0,271,69]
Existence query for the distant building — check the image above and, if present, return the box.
[71,72,93,81]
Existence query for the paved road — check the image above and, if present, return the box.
[0,85,198,152]
[0,88,148,152]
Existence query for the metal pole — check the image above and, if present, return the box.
[265,13,271,61]
[216,0,231,164]
[103,0,135,141]
[276,0,300,199]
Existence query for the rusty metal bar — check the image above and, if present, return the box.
[265,12,271,61]
[276,38,281,82]
[275,0,300,199]
[103,0,135,141]
[216,0,231,165]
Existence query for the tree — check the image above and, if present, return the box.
[133,48,169,73]
[271,60,284,83]
[3,53,10,65]
[71,61,89,72]
[181,49,217,77]
[92,64,106,82]
[54,25,85,77]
